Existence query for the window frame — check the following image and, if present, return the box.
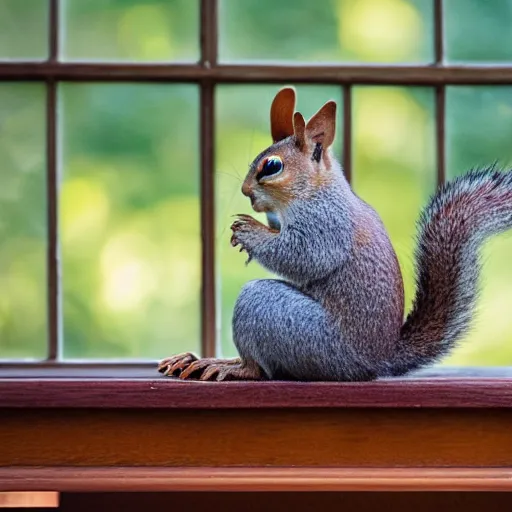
[3,2,512,497]
[1,0,512,380]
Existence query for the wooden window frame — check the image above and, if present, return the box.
[2,1,512,495]
[1,0,512,372]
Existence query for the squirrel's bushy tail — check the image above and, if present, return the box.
[390,166,512,376]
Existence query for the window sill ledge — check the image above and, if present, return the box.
[2,369,511,473]
[1,366,512,408]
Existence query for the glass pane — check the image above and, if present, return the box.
[446,87,512,174]
[219,0,433,63]
[216,85,343,357]
[352,86,435,314]
[61,0,199,62]
[0,0,48,61]
[0,84,47,359]
[60,84,200,359]
[445,0,512,62]
[445,86,512,366]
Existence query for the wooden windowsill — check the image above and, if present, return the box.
[0,366,512,408]
[2,368,512,493]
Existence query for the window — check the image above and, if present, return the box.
[2,0,512,375]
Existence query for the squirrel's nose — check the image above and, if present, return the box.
[241,182,252,197]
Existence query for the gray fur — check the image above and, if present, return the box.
[250,180,355,281]
[233,279,375,381]
[232,160,512,381]
[233,158,403,381]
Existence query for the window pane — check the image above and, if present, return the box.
[60,84,200,359]
[445,0,512,62]
[445,87,512,366]
[0,84,47,359]
[61,0,199,62]
[352,86,435,315]
[0,0,48,61]
[216,85,343,357]
[446,87,512,174]
[219,0,433,63]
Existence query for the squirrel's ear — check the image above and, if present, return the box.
[270,87,296,143]
[293,111,306,148]
[305,100,337,149]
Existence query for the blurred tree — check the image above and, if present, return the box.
[0,0,48,60]
[60,83,200,359]
[62,0,199,62]
[0,84,46,359]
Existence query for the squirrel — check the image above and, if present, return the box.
[159,86,512,382]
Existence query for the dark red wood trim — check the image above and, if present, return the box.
[199,85,217,357]
[1,467,512,492]
[48,0,59,62]
[433,0,446,186]
[198,0,218,360]
[45,79,59,361]
[342,85,352,182]
[1,375,512,408]
[434,0,444,65]
[44,0,60,365]
[2,63,512,84]
[200,0,217,67]
[435,85,446,186]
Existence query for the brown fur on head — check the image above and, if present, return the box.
[241,87,338,213]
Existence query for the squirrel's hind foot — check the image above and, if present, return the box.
[158,352,198,377]
[198,360,263,381]
[158,354,263,381]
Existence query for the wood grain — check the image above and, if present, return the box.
[1,467,512,492]
[1,409,512,467]
[1,377,512,408]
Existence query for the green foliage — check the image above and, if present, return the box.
[0,84,46,358]
[0,0,48,60]
[60,83,200,358]
[1,0,512,365]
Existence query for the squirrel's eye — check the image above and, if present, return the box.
[257,156,283,181]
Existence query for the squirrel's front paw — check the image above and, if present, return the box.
[230,214,269,263]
